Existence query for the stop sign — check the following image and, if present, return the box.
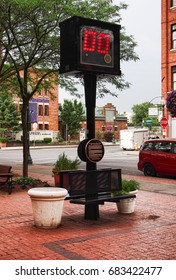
[160,117,168,128]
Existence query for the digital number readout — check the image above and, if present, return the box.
[80,26,114,68]
[83,29,111,54]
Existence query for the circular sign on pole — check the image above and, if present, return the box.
[160,117,168,128]
[85,139,104,163]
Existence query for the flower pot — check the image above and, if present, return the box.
[28,187,68,228]
[117,197,136,214]
[53,171,69,188]
[54,173,61,187]
[0,142,7,148]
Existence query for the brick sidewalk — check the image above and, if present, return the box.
[1,183,176,260]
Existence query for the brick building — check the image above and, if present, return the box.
[161,0,176,137]
[81,103,127,141]
[13,76,59,133]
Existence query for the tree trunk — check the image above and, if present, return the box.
[21,99,29,177]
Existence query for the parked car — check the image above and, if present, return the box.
[138,138,176,177]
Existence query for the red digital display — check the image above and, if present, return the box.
[83,29,111,54]
[81,26,114,68]
[83,30,96,52]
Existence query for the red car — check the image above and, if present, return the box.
[138,139,176,177]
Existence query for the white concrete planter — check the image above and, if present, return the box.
[117,190,138,214]
[117,197,136,214]
[28,187,68,228]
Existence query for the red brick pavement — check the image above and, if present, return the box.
[0,180,176,260]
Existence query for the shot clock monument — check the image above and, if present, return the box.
[59,16,121,218]
[59,16,121,76]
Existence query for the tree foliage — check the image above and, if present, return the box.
[60,99,85,137]
[0,0,139,176]
[0,0,139,96]
[0,91,21,133]
[132,102,160,126]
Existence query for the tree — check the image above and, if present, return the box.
[60,99,85,137]
[0,0,139,176]
[132,102,160,126]
[0,91,21,134]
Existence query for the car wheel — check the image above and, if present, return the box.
[143,163,156,177]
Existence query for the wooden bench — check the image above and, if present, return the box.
[60,168,136,220]
[0,165,13,194]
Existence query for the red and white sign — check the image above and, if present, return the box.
[160,117,168,128]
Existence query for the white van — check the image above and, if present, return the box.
[120,128,149,150]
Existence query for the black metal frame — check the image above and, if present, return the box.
[0,165,13,194]
[60,168,136,220]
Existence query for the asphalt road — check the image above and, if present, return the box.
[0,144,140,175]
[1,144,176,195]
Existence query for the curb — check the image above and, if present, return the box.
[0,142,119,151]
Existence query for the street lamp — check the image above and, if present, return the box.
[27,85,33,164]
[160,96,165,118]
[112,116,116,144]
[148,96,166,137]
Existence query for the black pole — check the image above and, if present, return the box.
[84,73,99,220]
[84,73,97,170]
[27,106,33,165]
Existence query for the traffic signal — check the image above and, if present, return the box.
[59,16,121,76]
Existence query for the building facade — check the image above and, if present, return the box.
[81,103,127,141]
[13,80,59,132]
[161,0,176,136]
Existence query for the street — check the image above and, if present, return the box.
[0,144,140,175]
[1,143,176,195]
[0,145,176,195]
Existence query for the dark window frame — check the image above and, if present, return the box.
[44,105,49,116]
[171,66,176,90]
[171,0,176,7]
[171,24,176,49]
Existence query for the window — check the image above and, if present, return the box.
[171,24,176,49]
[44,105,49,116]
[38,105,43,116]
[171,0,176,7]
[38,123,43,130]
[105,110,114,122]
[151,141,172,153]
[44,123,49,130]
[173,143,176,154]
[142,142,154,150]
[171,66,176,90]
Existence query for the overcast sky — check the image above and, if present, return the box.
[59,0,161,113]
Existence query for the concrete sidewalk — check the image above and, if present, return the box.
[0,164,176,260]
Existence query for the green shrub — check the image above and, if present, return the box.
[0,137,8,143]
[34,140,43,143]
[104,132,114,142]
[13,176,49,189]
[96,130,102,139]
[57,131,64,142]
[121,179,140,193]
[43,137,52,143]
[53,152,81,174]
[112,179,140,195]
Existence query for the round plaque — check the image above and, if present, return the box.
[85,139,104,163]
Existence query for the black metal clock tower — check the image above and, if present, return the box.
[59,16,121,219]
